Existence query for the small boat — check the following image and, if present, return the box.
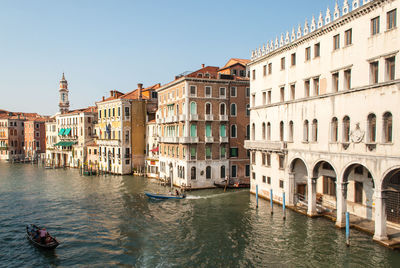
[144,191,186,200]
[214,181,250,189]
[26,224,59,249]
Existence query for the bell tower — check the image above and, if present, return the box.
[59,73,69,114]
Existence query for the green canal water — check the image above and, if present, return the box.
[0,162,399,267]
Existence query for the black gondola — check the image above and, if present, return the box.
[26,224,59,249]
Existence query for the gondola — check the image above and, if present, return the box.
[144,191,186,200]
[214,182,250,189]
[26,224,59,249]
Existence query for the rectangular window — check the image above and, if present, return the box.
[333,34,340,50]
[205,146,211,160]
[355,181,363,204]
[125,107,130,117]
[279,180,284,188]
[118,107,120,116]
[387,9,397,30]
[252,94,255,107]
[267,90,271,104]
[190,147,197,160]
[386,56,396,81]
[344,69,351,90]
[230,147,238,157]
[252,70,256,80]
[190,86,196,96]
[290,84,295,100]
[267,177,271,184]
[263,65,267,76]
[314,43,320,58]
[245,165,250,177]
[280,87,285,102]
[291,53,296,66]
[231,165,237,178]
[371,16,380,35]
[279,155,284,169]
[220,146,226,159]
[266,153,271,167]
[268,63,272,74]
[262,153,266,166]
[262,176,266,183]
[313,78,320,96]
[304,80,310,97]
[262,92,266,105]
[206,123,211,137]
[246,87,250,98]
[345,29,352,46]
[205,86,212,97]
[332,72,339,92]
[252,172,256,180]
[281,57,285,70]
[219,87,226,98]
[231,87,237,97]
[305,47,311,61]
[220,124,226,137]
[370,61,379,84]
[251,152,256,164]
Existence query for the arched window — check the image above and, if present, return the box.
[205,103,211,115]
[88,127,92,136]
[190,102,197,114]
[191,167,196,180]
[289,121,294,142]
[231,103,237,116]
[312,119,318,142]
[220,165,226,178]
[251,123,255,140]
[231,125,237,138]
[262,123,266,140]
[303,120,309,142]
[220,103,226,115]
[280,121,284,141]
[206,166,211,179]
[367,113,376,142]
[246,125,250,140]
[331,117,338,142]
[383,112,393,143]
[267,122,271,141]
[343,116,350,142]
[246,104,250,116]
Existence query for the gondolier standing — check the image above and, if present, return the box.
[39,228,47,244]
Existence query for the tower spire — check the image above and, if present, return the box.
[59,73,69,114]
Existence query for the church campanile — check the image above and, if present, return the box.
[59,73,69,114]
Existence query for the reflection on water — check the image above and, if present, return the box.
[0,162,399,267]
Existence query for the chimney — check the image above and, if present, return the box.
[138,83,143,100]
[102,96,105,101]
[201,64,205,68]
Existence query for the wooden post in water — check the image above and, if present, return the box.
[270,189,273,215]
[283,192,286,220]
[256,185,259,208]
[346,212,350,247]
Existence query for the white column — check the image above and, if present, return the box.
[288,172,295,206]
[307,177,317,216]
[336,182,348,228]
[373,190,388,241]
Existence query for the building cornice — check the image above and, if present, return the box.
[157,77,249,92]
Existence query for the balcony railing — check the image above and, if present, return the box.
[219,115,228,121]
[179,137,199,143]
[205,114,214,121]
[179,114,186,121]
[244,140,287,151]
[159,137,179,143]
[189,114,199,121]
[205,136,214,143]
[96,139,121,146]
[220,136,228,143]
[165,116,177,123]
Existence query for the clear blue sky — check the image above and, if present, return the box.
[0,0,333,115]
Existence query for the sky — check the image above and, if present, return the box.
[0,0,333,115]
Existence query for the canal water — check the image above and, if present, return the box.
[0,162,399,267]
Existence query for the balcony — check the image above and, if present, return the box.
[179,114,186,121]
[220,136,229,143]
[156,118,164,124]
[159,137,179,143]
[244,140,287,151]
[204,114,214,121]
[164,116,177,123]
[205,136,214,143]
[189,114,199,121]
[219,115,228,121]
[179,137,199,143]
[0,146,8,151]
[96,139,121,147]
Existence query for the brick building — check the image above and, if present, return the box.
[24,119,46,160]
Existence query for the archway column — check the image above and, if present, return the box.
[288,172,295,206]
[373,190,388,241]
[335,182,348,228]
[307,177,317,216]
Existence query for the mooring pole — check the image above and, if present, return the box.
[270,189,273,215]
[283,192,286,220]
[346,212,350,246]
[256,185,259,208]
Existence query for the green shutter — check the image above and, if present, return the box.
[206,124,211,137]
[191,147,196,157]
[206,146,211,158]
[220,146,226,157]
[190,124,197,137]
[190,102,196,114]
[220,125,226,137]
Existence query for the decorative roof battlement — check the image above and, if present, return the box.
[250,0,375,62]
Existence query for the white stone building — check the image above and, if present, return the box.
[245,0,399,242]
[145,119,159,178]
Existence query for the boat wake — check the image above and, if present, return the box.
[186,191,246,200]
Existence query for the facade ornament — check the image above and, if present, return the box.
[353,0,360,9]
[334,1,340,20]
[318,11,324,28]
[275,37,279,49]
[350,123,365,143]
[363,0,370,5]
[270,40,274,51]
[311,15,316,32]
[266,43,270,54]
[262,44,266,56]
[258,47,261,57]
[280,33,284,47]
[285,31,290,44]
[326,7,332,24]
[291,27,296,42]
[297,24,302,38]
[343,0,350,15]
[304,19,309,35]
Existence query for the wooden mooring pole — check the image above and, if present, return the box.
[283,192,286,220]
[346,212,350,247]
[270,189,273,215]
[256,185,259,208]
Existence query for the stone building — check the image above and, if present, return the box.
[24,119,46,160]
[157,59,250,189]
[0,116,26,160]
[145,119,159,178]
[245,0,399,242]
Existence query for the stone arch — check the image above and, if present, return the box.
[381,166,400,225]
[311,160,338,210]
[289,157,309,202]
[381,165,400,190]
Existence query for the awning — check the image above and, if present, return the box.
[58,128,65,135]
[54,141,76,147]
[64,128,71,136]
[150,147,159,152]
